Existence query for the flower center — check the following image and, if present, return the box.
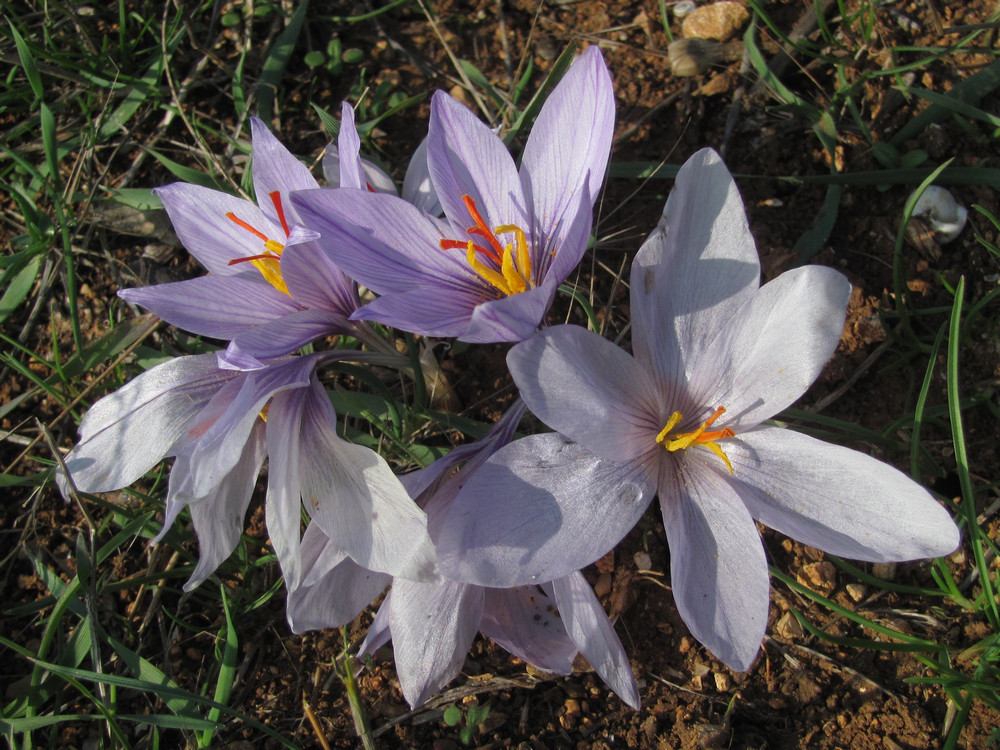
[226,190,291,295]
[440,195,532,296]
[655,405,735,474]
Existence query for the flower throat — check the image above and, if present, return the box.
[656,406,735,474]
[440,195,532,296]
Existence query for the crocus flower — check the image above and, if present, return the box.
[119,112,364,369]
[436,149,961,670]
[58,351,437,591]
[292,46,615,343]
[349,403,639,709]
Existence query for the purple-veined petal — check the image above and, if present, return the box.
[520,46,613,268]
[119,276,302,341]
[551,572,640,709]
[281,239,359,317]
[508,325,661,461]
[427,90,530,234]
[691,266,851,430]
[322,144,397,195]
[250,117,319,229]
[336,102,367,191]
[461,280,557,344]
[155,183,287,275]
[402,137,443,215]
[658,454,769,672]
[534,183,593,286]
[630,149,760,402]
[266,385,309,589]
[225,309,353,362]
[296,380,438,582]
[57,354,233,496]
[351,286,477,338]
[387,578,484,708]
[438,433,655,587]
[729,427,960,561]
[480,585,577,674]
[183,421,267,589]
[286,523,392,633]
[292,188,469,295]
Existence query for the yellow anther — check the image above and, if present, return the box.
[466,242,513,295]
[656,406,735,474]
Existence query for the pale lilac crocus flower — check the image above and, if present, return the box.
[292,46,615,343]
[57,351,438,591]
[436,149,960,671]
[119,111,365,370]
[332,403,639,709]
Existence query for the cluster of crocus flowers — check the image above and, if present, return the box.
[57,46,961,717]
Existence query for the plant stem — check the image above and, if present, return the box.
[339,626,377,750]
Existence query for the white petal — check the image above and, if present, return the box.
[630,149,759,404]
[508,325,661,461]
[552,572,640,709]
[729,427,960,561]
[58,354,230,496]
[388,578,484,708]
[297,382,438,582]
[480,585,577,674]
[691,266,851,430]
[286,524,391,633]
[659,455,769,671]
[437,433,655,587]
[184,421,267,589]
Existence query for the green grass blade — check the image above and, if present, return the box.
[256,0,310,122]
[946,277,999,629]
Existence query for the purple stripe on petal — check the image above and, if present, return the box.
[119,276,302,340]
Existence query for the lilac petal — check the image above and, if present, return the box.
[481,585,577,674]
[58,354,231,496]
[507,325,661,461]
[266,385,309,589]
[226,309,353,361]
[388,578,484,708]
[183,421,267,589]
[250,117,319,228]
[730,427,960,561]
[297,381,438,581]
[630,149,760,402]
[658,455,770,672]
[402,137,443,216]
[520,47,613,267]
[692,266,852,430]
[322,144,397,194]
[534,183,593,286]
[119,276,302,340]
[155,183,286,275]
[552,572,640,709]
[461,280,557,344]
[351,286,477,338]
[286,524,392,633]
[427,91,530,234]
[358,595,393,657]
[292,188,468,295]
[438,433,655,587]
[167,376,265,502]
[335,103,366,191]
[281,240,359,316]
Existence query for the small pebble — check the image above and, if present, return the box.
[846,583,867,602]
[682,1,749,41]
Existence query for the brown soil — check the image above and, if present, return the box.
[2,1,999,748]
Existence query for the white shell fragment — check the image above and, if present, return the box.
[909,185,968,244]
[673,1,697,19]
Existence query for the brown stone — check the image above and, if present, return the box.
[681,2,750,41]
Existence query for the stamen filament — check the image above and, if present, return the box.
[466,242,512,295]
[656,406,735,474]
